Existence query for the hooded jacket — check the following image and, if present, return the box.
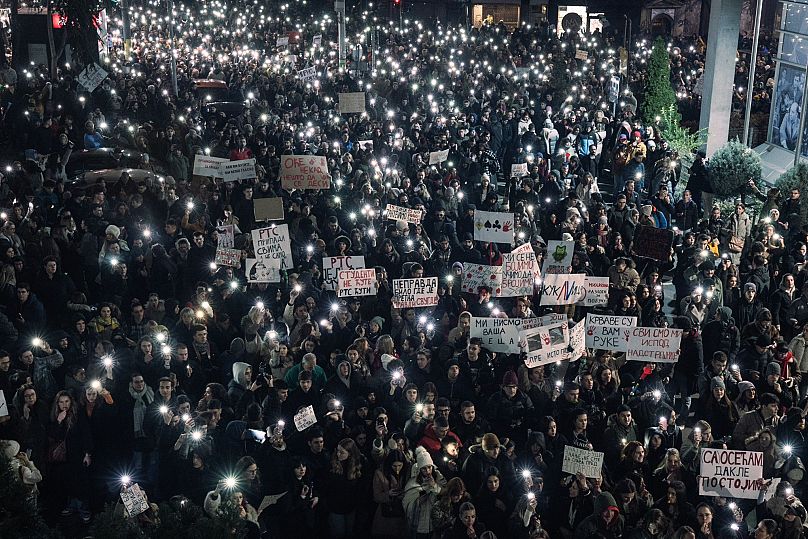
[574,491,625,539]
[228,361,250,406]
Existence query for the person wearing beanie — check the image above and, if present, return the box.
[575,490,625,538]
[461,431,513,496]
[696,375,740,439]
[485,370,534,446]
[402,446,446,537]
[698,351,740,401]
[734,380,759,414]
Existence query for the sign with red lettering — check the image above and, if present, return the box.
[699,448,763,499]
[337,269,378,298]
[392,277,438,308]
[280,155,330,190]
[625,327,683,363]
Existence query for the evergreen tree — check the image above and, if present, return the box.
[708,138,762,198]
[642,37,678,125]
[0,447,62,538]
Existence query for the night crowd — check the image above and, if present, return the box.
[0,0,801,538]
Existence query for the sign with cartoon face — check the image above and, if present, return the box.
[542,240,574,275]
[246,258,281,283]
[473,210,515,244]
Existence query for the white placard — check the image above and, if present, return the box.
[298,67,318,81]
[313,34,322,47]
[577,276,610,306]
[473,210,514,244]
[521,321,571,367]
[252,225,292,270]
[501,243,541,297]
[461,264,502,296]
[77,63,108,92]
[120,484,149,516]
[386,204,422,224]
[699,449,764,500]
[562,446,604,478]
[575,49,589,60]
[625,327,683,363]
[568,320,586,362]
[246,258,281,283]
[539,274,586,306]
[193,155,229,177]
[392,277,438,309]
[358,140,374,151]
[294,405,317,431]
[280,155,330,190]
[543,240,574,274]
[428,149,449,165]
[220,158,257,182]
[215,247,240,267]
[0,390,7,417]
[216,225,235,248]
[585,314,637,352]
[323,256,365,291]
[338,92,366,113]
[276,36,289,47]
[470,317,523,353]
[511,163,529,178]
[337,269,377,298]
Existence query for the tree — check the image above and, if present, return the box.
[708,139,762,198]
[0,447,62,538]
[776,162,808,223]
[642,37,678,125]
[657,104,707,196]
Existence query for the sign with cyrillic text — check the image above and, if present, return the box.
[298,67,317,81]
[120,483,149,516]
[252,225,292,270]
[193,155,229,177]
[501,243,541,297]
[214,247,240,267]
[539,274,586,305]
[543,240,574,274]
[585,314,636,351]
[338,92,366,113]
[386,204,423,224]
[428,149,449,165]
[337,269,377,298]
[294,405,317,431]
[280,155,330,190]
[511,163,529,179]
[323,256,365,291]
[562,446,604,478]
[220,158,257,182]
[254,198,285,221]
[625,327,683,363]
[699,449,763,500]
[577,276,610,306]
[392,277,438,309]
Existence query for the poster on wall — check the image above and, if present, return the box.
[770,64,805,152]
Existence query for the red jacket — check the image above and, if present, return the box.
[418,423,462,455]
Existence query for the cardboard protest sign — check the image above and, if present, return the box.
[473,210,514,244]
[193,155,228,177]
[252,225,292,270]
[585,314,636,351]
[358,140,374,151]
[461,264,502,296]
[577,277,610,306]
[220,158,257,182]
[511,163,529,179]
[313,34,322,47]
[294,405,318,431]
[323,256,365,291]
[521,321,571,367]
[562,446,604,478]
[543,240,574,274]
[338,92,366,113]
[568,320,586,361]
[215,225,235,248]
[575,49,589,60]
[297,67,317,81]
[0,390,6,417]
[386,204,423,224]
[120,484,149,517]
[246,258,281,283]
[501,243,541,297]
[258,492,288,514]
[215,247,241,267]
[631,226,674,262]
[625,327,683,363]
[276,36,289,47]
[471,317,524,353]
[280,155,330,190]
[539,274,586,305]
[254,198,285,221]
[392,277,438,308]
[699,448,764,500]
[77,63,108,92]
[337,269,377,298]
[428,149,449,165]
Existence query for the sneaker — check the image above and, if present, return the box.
[60,507,73,516]
[79,511,91,524]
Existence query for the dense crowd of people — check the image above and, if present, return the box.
[0,1,802,538]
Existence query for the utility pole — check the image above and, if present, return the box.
[336,0,346,71]
[742,0,763,147]
[167,0,178,95]
[121,0,131,58]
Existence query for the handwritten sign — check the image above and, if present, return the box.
[511,163,529,178]
[543,240,574,274]
[254,198,285,221]
[246,258,281,283]
[539,274,586,306]
[120,484,149,517]
[216,225,235,248]
[294,405,318,431]
[220,158,256,182]
[386,204,422,224]
[77,63,108,92]
[337,269,378,298]
[358,140,374,151]
[521,321,570,367]
[428,149,449,165]
[577,277,610,306]
[575,49,589,60]
[252,225,292,270]
[562,446,604,478]
[215,247,241,267]
[193,155,229,177]
[338,92,366,114]
[297,67,318,81]
[276,36,289,47]
[625,327,683,363]
[0,390,6,417]
[280,155,330,190]
[461,264,502,296]
[313,34,322,47]
[323,256,365,291]
[473,210,514,244]
[501,243,541,297]
[585,314,636,352]
[699,449,763,500]
[392,277,438,308]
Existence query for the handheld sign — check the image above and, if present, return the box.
[220,159,257,182]
[323,256,365,291]
[585,314,636,351]
[294,405,317,431]
[500,243,541,297]
[252,225,292,270]
[193,155,228,178]
[562,446,604,478]
[214,248,241,267]
[392,277,438,308]
[338,92,366,114]
[699,448,763,500]
[337,269,378,298]
[246,258,281,283]
[625,327,683,363]
[386,204,422,224]
[120,484,149,517]
[539,274,586,306]
[280,155,330,190]
[473,210,514,243]
[428,149,449,165]
[461,264,502,296]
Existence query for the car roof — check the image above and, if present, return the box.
[81,168,155,183]
[194,79,228,89]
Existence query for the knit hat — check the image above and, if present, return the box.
[502,370,519,386]
[0,439,20,459]
[482,433,501,450]
[711,377,726,391]
[619,373,636,389]
[738,380,755,395]
[415,446,434,469]
[370,316,385,328]
[105,224,121,238]
[718,306,733,320]
[744,282,757,292]
[766,362,782,377]
[641,204,653,217]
